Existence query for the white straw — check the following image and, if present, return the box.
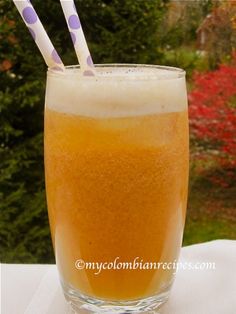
[13,0,64,71]
[60,0,95,76]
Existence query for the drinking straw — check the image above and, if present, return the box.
[60,0,95,76]
[13,0,64,71]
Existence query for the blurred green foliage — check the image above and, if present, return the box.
[159,0,213,49]
[160,47,206,78]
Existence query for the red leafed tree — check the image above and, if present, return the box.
[188,54,236,170]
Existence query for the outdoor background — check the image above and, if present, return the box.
[0,0,235,263]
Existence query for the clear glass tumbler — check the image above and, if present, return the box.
[44,64,189,313]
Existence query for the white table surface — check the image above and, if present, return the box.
[1,240,236,314]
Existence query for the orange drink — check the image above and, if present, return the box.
[44,65,189,313]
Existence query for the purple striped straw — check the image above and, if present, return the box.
[60,0,95,76]
[13,0,64,71]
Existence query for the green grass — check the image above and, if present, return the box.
[184,219,236,245]
[183,173,236,246]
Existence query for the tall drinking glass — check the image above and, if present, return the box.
[44,65,189,313]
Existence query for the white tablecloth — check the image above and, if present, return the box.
[1,240,236,314]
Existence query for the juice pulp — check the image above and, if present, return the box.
[45,107,188,300]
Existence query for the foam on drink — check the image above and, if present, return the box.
[45,66,187,117]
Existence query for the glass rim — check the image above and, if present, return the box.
[47,64,186,80]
